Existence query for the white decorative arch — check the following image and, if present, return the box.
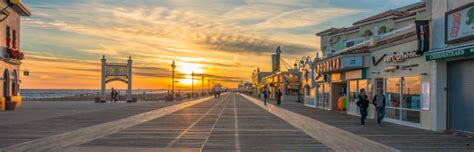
[100,55,133,102]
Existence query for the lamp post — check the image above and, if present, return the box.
[208,79,211,94]
[295,59,304,103]
[201,76,204,95]
[192,71,194,98]
[171,61,176,99]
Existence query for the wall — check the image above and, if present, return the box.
[429,0,474,131]
[0,1,22,98]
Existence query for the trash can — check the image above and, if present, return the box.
[94,97,101,103]
[5,102,16,111]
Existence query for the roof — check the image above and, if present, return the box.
[328,26,359,36]
[405,2,426,12]
[11,2,31,16]
[371,30,417,48]
[340,46,369,55]
[352,2,425,26]
[316,28,338,36]
[353,10,410,25]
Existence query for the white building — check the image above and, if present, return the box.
[0,0,30,110]
[427,0,474,133]
[312,2,432,128]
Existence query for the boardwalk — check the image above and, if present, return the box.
[0,93,472,151]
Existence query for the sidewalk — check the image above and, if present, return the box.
[250,95,474,151]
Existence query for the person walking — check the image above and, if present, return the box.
[373,89,386,127]
[262,89,268,105]
[110,88,115,102]
[114,90,119,102]
[276,89,282,105]
[356,89,369,126]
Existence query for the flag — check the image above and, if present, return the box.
[416,20,430,55]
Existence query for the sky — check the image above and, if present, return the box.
[19,0,420,89]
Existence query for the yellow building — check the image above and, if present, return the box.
[0,0,31,110]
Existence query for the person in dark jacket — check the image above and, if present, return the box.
[263,89,268,105]
[373,89,386,127]
[356,89,369,126]
[276,89,282,105]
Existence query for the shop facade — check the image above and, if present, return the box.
[262,70,299,102]
[428,1,474,133]
[313,47,369,111]
[368,32,431,128]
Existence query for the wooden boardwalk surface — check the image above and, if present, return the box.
[251,95,474,152]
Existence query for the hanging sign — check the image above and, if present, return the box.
[415,20,430,55]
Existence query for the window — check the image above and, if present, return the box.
[12,30,16,49]
[363,30,373,37]
[378,26,387,35]
[401,77,421,123]
[384,77,421,124]
[6,26,10,47]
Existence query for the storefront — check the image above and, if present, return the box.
[427,1,474,133]
[262,71,300,102]
[368,33,431,128]
[346,69,371,117]
[313,47,369,111]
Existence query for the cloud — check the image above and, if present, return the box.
[255,7,365,29]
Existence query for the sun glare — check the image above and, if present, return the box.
[177,63,204,74]
[179,78,198,85]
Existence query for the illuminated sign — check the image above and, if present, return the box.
[385,51,420,63]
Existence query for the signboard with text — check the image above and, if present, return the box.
[446,3,474,44]
[106,64,128,76]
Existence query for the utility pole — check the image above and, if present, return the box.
[171,61,176,100]
[208,79,211,94]
[192,71,194,98]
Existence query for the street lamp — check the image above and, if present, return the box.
[295,59,305,103]
[171,61,176,99]
[192,71,194,98]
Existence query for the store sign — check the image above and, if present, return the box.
[341,56,363,68]
[445,3,474,44]
[384,65,399,71]
[426,47,474,61]
[345,69,366,80]
[385,51,420,63]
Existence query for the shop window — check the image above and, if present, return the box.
[386,77,401,120]
[401,76,421,123]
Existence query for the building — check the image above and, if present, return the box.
[313,2,431,128]
[251,68,272,97]
[0,0,30,110]
[427,0,474,133]
[262,69,299,101]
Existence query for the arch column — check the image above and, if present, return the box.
[126,56,132,102]
[100,55,106,102]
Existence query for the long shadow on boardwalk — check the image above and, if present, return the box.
[252,96,474,152]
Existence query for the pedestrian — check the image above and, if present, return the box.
[263,89,268,105]
[217,91,221,99]
[373,89,386,127]
[114,90,119,102]
[276,89,282,105]
[110,87,115,102]
[356,88,369,126]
